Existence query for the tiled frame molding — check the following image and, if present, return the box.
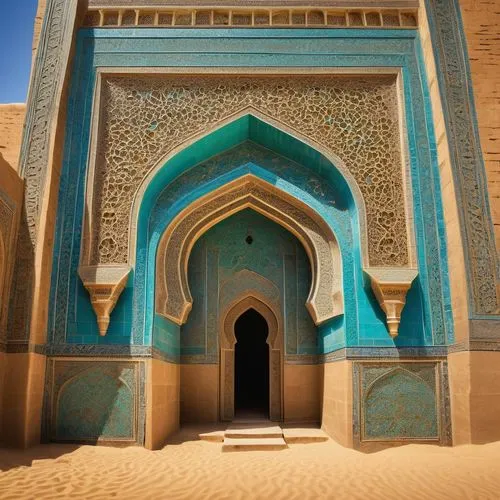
[423,0,499,326]
[7,0,81,345]
[47,29,452,351]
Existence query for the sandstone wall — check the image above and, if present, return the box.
[0,105,25,172]
[460,0,500,253]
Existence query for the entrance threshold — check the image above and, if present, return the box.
[198,423,329,451]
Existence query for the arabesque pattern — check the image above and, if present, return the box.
[92,75,407,267]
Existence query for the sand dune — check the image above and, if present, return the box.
[1,427,500,500]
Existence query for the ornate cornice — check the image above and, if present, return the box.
[83,5,418,28]
[88,1,418,7]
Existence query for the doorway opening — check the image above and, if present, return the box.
[234,308,269,419]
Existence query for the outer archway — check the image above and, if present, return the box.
[156,174,343,327]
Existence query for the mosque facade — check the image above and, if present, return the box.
[0,0,498,449]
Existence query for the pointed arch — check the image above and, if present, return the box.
[129,108,369,267]
[155,174,343,326]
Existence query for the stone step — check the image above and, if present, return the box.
[225,424,283,439]
[282,427,329,444]
[199,430,225,442]
[222,437,288,451]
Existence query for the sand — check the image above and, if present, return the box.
[1,427,500,500]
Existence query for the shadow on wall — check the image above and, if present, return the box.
[47,361,139,445]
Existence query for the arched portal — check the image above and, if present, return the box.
[234,308,270,418]
[220,294,283,421]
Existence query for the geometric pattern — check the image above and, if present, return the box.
[90,74,407,268]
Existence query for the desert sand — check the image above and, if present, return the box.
[1,426,499,500]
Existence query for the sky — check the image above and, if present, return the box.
[0,1,39,103]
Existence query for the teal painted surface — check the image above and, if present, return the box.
[47,28,453,353]
[56,365,135,440]
[153,315,180,359]
[147,141,427,351]
[363,366,438,440]
[183,209,317,356]
[142,136,357,349]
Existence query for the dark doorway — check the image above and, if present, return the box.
[234,308,269,418]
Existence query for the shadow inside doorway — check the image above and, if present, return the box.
[234,308,269,419]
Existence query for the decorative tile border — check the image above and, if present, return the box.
[45,344,152,357]
[424,0,499,317]
[5,340,497,357]
[9,0,79,341]
[292,346,449,364]
[83,6,418,29]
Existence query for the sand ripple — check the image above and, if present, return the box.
[1,427,499,500]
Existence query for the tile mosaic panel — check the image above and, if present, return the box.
[353,361,450,444]
[91,73,407,269]
[46,359,144,443]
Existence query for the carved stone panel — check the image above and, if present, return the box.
[88,74,408,269]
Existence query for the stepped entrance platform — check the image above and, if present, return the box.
[198,419,329,452]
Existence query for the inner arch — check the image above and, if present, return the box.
[155,174,343,325]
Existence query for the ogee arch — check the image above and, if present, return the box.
[219,293,283,421]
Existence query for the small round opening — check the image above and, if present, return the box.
[245,235,254,245]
